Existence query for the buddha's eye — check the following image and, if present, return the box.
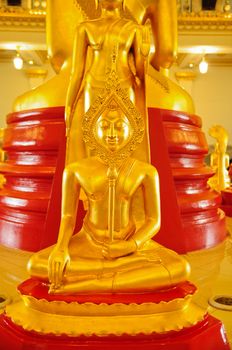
[98,120,110,129]
[115,121,127,130]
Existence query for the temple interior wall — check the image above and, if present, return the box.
[170,65,232,150]
[191,66,232,150]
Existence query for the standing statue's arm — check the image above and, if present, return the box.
[142,0,177,70]
[65,24,88,135]
[133,25,149,82]
[132,167,161,248]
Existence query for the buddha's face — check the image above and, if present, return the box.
[95,111,131,152]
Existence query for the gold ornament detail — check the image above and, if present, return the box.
[6,298,205,336]
[82,70,145,169]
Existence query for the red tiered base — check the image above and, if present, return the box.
[0,107,84,251]
[0,315,229,350]
[0,107,226,253]
[148,108,226,252]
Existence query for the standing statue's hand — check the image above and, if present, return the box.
[102,239,137,259]
[48,246,70,292]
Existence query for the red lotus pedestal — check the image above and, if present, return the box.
[0,107,226,253]
[0,278,229,350]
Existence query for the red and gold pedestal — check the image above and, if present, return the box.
[0,279,229,350]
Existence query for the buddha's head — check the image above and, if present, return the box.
[96,0,125,10]
[95,109,131,152]
[83,94,144,164]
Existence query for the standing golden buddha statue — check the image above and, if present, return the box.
[65,0,150,163]
[13,0,194,116]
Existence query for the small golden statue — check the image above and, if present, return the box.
[28,55,189,294]
[208,125,230,192]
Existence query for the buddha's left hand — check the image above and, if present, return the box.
[102,239,137,259]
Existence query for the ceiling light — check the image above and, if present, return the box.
[13,54,23,70]
[28,60,34,65]
[199,57,208,74]
[189,63,194,68]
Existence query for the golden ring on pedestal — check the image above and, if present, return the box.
[5,297,206,336]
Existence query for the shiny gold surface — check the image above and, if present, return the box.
[146,64,195,113]
[13,0,195,114]
[27,1,190,294]
[64,0,150,163]
[178,11,232,31]
[5,298,205,336]
[208,125,230,191]
[28,93,190,292]
[21,293,193,316]
[226,217,232,236]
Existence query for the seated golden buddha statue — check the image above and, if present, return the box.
[28,66,190,294]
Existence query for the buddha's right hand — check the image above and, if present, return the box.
[48,246,70,292]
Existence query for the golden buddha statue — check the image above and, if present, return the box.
[208,125,230,192]
[65,0,151,164]
[13,0,194,116]
[28,60,190,294]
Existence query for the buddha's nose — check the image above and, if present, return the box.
[109,123,116,137]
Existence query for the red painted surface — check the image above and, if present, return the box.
[221,187,232,217]
[18,278,196,304]
[0,107,226,252]
[0,107,85,251]
[148,108,226,252]
[0,314,229,350]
